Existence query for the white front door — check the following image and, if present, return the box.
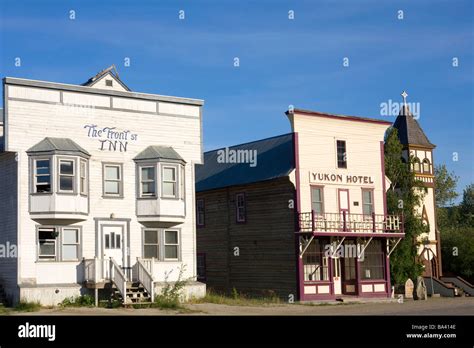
[333,258,342,295]
[102,226,124,278]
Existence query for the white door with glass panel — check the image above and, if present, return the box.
[103,226,123,278]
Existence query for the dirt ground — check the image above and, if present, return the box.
[8,296,474,316]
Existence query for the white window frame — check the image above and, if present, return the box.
[62,228,80,261]
[140,165,156,197]
[180,165,185,200]
[38,227,57,261]
[162,165,178,198]
[103,163,123,197]
[58,158,76,193]
[362,189,374,216]
[80,159,88,196]
[33,158,52,193]
[163,229,180,261]
[143,229,160,259]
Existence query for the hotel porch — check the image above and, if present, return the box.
[296,211,404,301]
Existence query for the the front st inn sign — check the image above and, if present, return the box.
[310,172,375,185]
[84,124,138,152]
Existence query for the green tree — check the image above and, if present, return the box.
[384,128,426,284]
[434,165,459,207]
[460,184,474,225]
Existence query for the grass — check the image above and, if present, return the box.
[188,289,282,306]
[14,300,42,312]
[60,295,95,308]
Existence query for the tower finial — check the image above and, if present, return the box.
[401,90,408,106]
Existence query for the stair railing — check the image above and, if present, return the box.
[137,258,155,301]
[109,257,128,304]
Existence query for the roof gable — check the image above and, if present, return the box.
[393,105,435,148]
[195,133,295,192]
[82,65,130,92]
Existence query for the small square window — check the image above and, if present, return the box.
[105,79,113,86]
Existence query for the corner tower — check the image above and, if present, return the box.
[392,91,441,278]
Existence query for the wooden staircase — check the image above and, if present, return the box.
[112,281,152,305]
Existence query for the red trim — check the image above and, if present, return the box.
[337,189,350,213]
[380,141,388,216]
[288,108,392,125]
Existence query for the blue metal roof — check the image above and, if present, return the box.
[195,133,295,192]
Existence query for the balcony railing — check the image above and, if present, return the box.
[297,211,404,235]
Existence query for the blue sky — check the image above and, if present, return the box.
[1,0,472,199]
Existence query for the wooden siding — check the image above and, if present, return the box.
[196,177,297,298]
[0,152,19,300]
[3,81,202,287]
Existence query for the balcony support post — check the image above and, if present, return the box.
[311,210,315,232]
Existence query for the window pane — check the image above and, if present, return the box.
[363,204,373,215]
[312,188,321,202]
[105,166,120,180]
[141,167,155,181]
[63,229,78,244]
[363,191,372,203]
[37,167,50,175]
[144,245,158,259]
[36,184,51,193]
[144,230,158,244]
[62,245,78,260]
[163,182,175,196]
[105,235,110,249]
[116,234,121,249]
[60,161,74,175]
[165,231,178,244]
[142,182,155,195]
[39,242,55,256]
[60,176,73,191]
[165,245,178,259]
[105,181,119,194]
[312,202,323,214]
[37,176,50,183]
[36,160,50,169]
[39,230,56,240]
[163,167,175,181]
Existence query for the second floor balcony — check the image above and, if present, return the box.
[297,211,404,237]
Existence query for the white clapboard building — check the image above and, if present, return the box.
[0,66,205,305]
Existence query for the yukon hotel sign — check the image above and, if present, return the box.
[310,172,375,185]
